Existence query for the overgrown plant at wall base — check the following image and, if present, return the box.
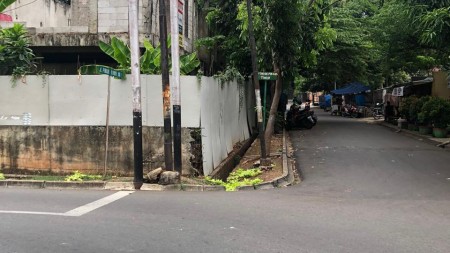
[65,171,102,182]
[205,168,263,191]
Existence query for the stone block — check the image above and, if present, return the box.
[146,167,163,183]
[158,171,180,185]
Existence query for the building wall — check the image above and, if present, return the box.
[0,75,255,176]
[5,0,71,28]
[3,0,198,50]
[432,71,450,100]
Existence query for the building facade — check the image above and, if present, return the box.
[1,0,199,74]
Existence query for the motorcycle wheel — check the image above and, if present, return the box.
[302,118,314,129]
[285,112,292,130]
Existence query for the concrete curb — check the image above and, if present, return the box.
[378,122,450,151]
[0,180,226,192]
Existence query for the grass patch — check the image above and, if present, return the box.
[30,175,66,181]
[205,168,263,191]
[65,171,104,182]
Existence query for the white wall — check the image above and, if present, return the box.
[0,75,254,175]
[200,78,251,175]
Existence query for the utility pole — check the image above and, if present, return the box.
[129,0,143,189]
[170,0,182,175]
[160,0,174,171]
[246,0,269,165]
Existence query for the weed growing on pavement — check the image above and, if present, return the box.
[65,171,102,182]
[205,168,263,191]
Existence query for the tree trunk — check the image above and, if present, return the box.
[264,63,282,156]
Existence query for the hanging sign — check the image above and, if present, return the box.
[178,0,184,48]
[258,72,278,81]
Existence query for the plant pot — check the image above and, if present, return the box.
[408,123,419,131]
[418,126,432,135]
[432,128,448,138]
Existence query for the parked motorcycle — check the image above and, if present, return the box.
[341,104,361,118]
[372,103,383,119]
[285,103,317,130]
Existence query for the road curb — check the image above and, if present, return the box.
[378,122,450,151]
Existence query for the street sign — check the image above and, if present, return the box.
[97,66,126,80]
[258,72,278,81]
[79,65,126,80]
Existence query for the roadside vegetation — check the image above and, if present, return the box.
[205,168,263,191]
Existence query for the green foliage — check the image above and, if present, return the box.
[0,24,36,82]
[416,96,432,125]
[65,171,102,182]
[98,37,200,75]
[0,172,5,180]
[205,168,263,191]
[400,96,419,123]
[0,0,16,12]
[418,97,450,129]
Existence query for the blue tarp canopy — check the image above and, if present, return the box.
[331,82,370,95]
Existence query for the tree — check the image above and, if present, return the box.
[98,37,200,75]
[0,24,36,77]
[0,0,16,12]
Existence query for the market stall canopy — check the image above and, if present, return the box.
[331,82,370,95]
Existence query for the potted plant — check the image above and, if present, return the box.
[420,97,450,138]
[416,96,432,135]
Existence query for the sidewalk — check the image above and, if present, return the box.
[361,117,450,149]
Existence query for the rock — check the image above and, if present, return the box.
[158,171,180,185]
[253,161,260,168]
[146,167,164,183]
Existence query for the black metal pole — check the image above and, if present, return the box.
[173,105,181,174]
[133,111,143,187]
[160,0,174,170]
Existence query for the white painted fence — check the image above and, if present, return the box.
[0,75,255,175]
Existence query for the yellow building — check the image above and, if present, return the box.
[432,71,450,100]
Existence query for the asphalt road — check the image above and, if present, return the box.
[1,109,450,253]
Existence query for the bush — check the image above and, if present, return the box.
[416,96,432,125]
[419,97,450,129]
[400,96,418,123]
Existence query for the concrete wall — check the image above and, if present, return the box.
[0,75,255,176]
[5,0,71,28]
[432,71,450,100]
[0,75,201,127]
[0,126,195,176]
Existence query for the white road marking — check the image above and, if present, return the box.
[64,191,132,217]
[0,191,133,217]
